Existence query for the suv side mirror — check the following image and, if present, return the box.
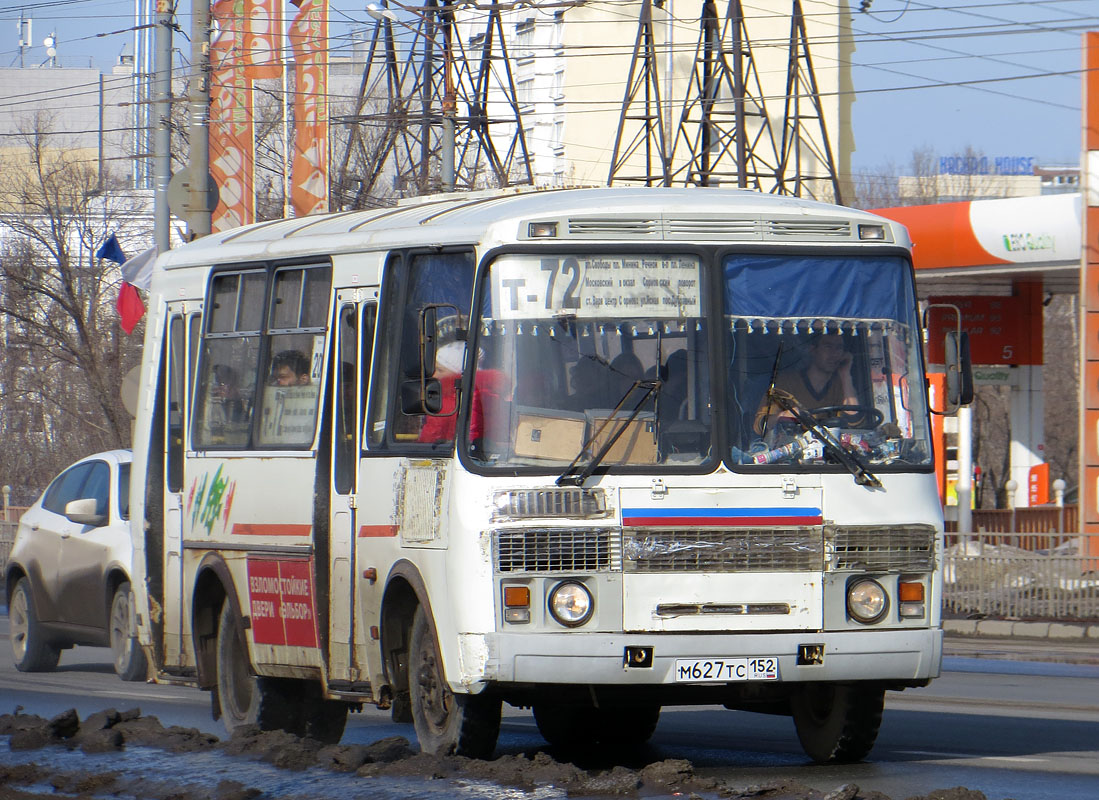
[65,497,107,527]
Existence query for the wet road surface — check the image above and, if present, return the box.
[2,608,1097,800]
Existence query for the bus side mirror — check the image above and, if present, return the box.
[401,378,443,415]
[944,330,974,410]
[419,303,467,380]
[420,306,440,379]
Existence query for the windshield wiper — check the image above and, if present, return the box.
[557,379,660,487]
[766,390,882,489]
[758,343,785,441]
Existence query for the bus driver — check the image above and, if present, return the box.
[754,332,858,435]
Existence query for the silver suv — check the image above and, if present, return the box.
[5,450,146,681]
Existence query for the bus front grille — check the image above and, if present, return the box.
[829,525,937,571]
[493,528,621,573]
[622,528,824,572]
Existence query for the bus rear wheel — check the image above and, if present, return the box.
[408,607,500,758]
[790,682,884,764]
[215,600,301,738]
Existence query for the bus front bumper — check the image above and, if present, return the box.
[468,627,942,687]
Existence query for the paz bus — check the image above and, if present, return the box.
[129,187,960,763]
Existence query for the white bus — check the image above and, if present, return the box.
[130,187,960,763]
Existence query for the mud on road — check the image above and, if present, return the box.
[0,708,994,800]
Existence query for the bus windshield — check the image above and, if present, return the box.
[466,251,931,474]
[725,253,932,470]
[468,253,712,470]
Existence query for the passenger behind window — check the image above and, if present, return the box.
[659,349,689,423]
[567,355,610,411]
[608,351,644,407]
[418,342,466,443]
[271,350,311,386]
[469,353,513,461]
[210,364,245,423]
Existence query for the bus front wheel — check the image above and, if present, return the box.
[215,600,300,738]
[408,607,500,758]
[790,682,884,764]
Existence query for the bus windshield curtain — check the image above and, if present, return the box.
[723,255,912,323]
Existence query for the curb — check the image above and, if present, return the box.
[943,618,1099,640]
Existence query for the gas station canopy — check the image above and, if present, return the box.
[871,193,1081,296]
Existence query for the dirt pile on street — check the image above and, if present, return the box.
[0,708,994,800]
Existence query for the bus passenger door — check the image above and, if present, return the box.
[162,309,196,668]
[328,297,376,688]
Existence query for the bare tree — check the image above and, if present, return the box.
[0,119,148,502]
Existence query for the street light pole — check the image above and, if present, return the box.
[188,0,213,237]
[153,0,173,254]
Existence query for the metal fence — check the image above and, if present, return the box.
[943,531,1099,620]
[945,505,1079,534]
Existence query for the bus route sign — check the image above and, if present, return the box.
[490,254,701,320]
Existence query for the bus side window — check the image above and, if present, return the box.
[256,265,332,448]
[369,251,474,449]
[167,315,185,492]
[194,271,265,449]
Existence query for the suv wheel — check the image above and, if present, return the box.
[110,582,148,681]
[9,578,61,672]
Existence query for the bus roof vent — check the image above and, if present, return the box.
[767,219,852,239]
[664,217,762,240]
[567,217,661,237]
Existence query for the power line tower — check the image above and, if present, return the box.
[668,0,780,189]
[609,0,841,200]
[334,0,531,207]
[607,0,671,186]
[774,0,843,202]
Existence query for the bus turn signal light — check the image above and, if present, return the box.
[898,582,924,602]
[503,585,531,624]
[898,581,925,618]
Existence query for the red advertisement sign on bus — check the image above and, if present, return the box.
[246,558,318,648]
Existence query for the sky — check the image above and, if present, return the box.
[846,0,1096,176]
[0,0,1095,180]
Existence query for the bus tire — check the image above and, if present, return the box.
[9,578,61,673]
[598,704,661,746]
[110,582,148,682]
[215,600,302,737]
[301,691,349,744]
[534,704,660,749]
[408,607,500,758]
[790,682,884,764]
[533,705,598,749]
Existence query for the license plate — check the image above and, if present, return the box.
[673,657,779,682]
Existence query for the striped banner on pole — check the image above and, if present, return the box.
[210,0,256,231]
[243,0,284,80]
[288,0,329,217]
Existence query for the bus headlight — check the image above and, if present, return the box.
[846,578,888,624]
[548,581,593,627]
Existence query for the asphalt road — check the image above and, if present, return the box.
[1,609,1097,800]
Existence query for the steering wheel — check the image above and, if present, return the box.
[808,405,883,428]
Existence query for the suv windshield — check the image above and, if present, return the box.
[467,253,712,470]
[724,253,932,470]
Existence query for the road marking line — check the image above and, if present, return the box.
[896,750,1048,764]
